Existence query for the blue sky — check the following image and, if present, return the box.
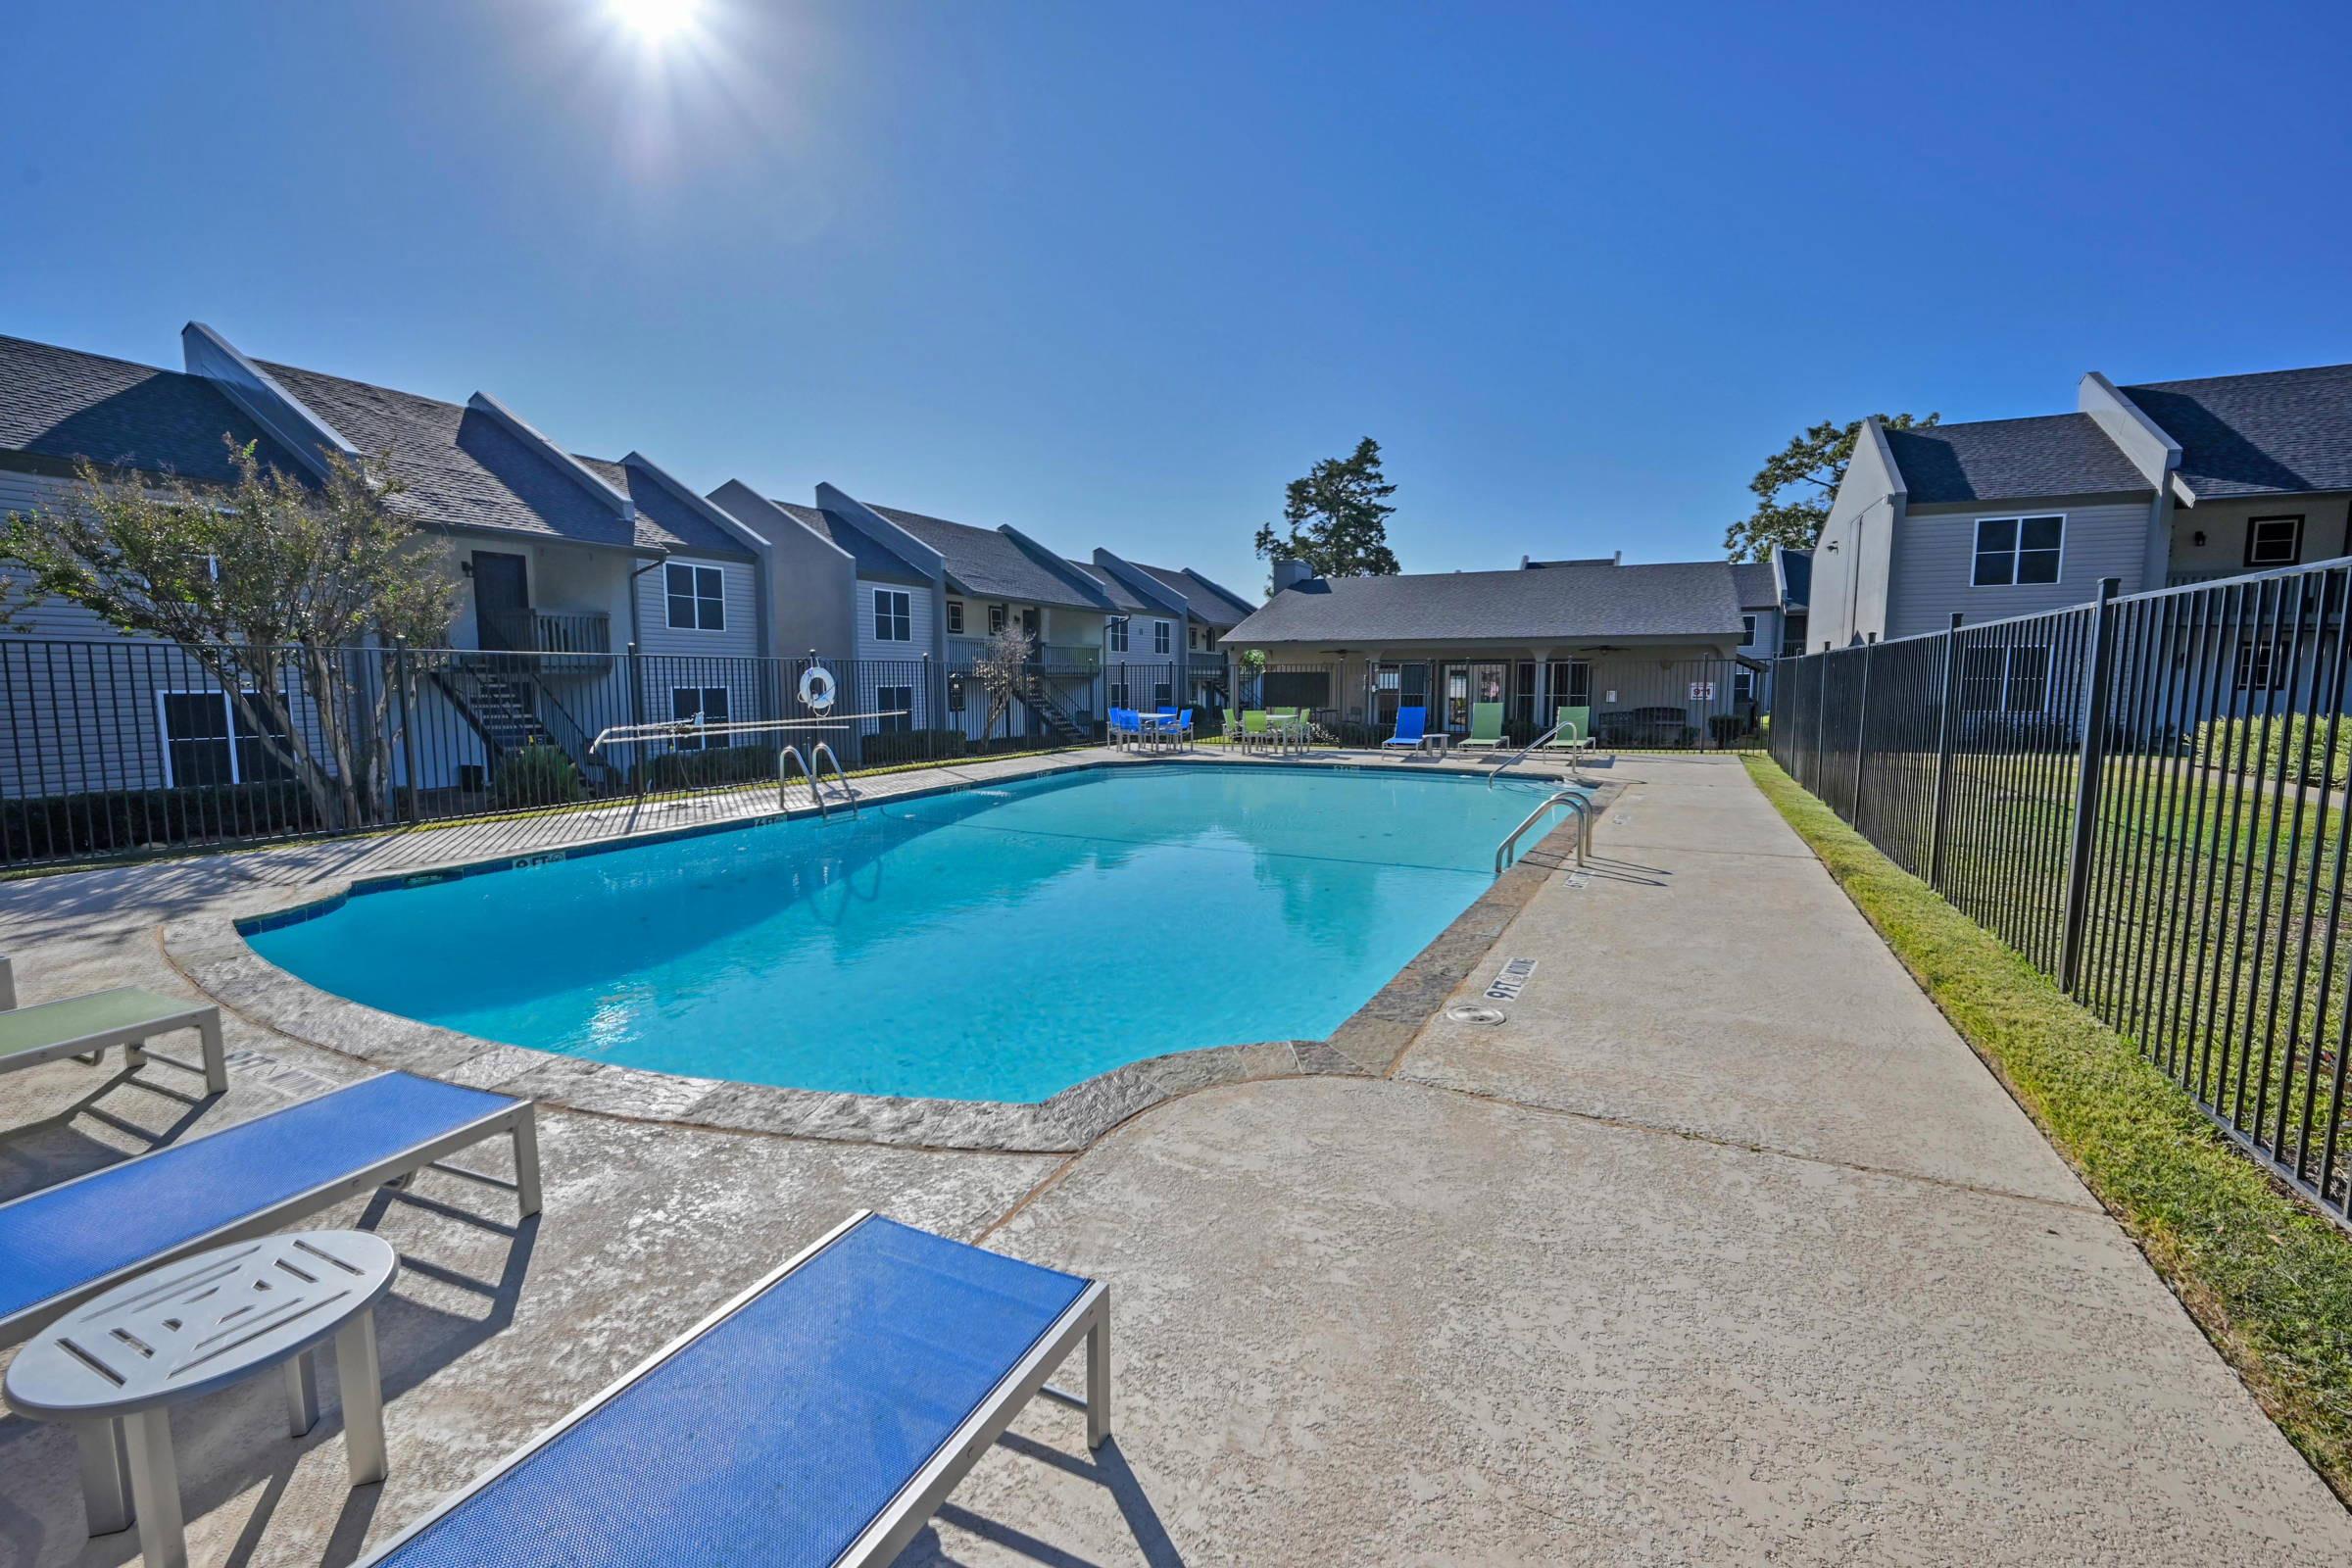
[6,1,2349,595]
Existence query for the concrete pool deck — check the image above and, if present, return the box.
[0,750,2344,1563]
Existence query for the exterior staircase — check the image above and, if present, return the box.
[1020,672,1092,745]
[434,665,616,790]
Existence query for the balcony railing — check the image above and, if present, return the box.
[478,610,613,671]
[949,637,1102,672]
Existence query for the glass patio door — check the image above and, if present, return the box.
[1441,662,1505,732]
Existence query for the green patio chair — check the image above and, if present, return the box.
[1541,706,1597,755]
[1242,710,1271,753]
[1458,701,1506,751]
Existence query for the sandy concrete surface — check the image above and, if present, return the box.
[1,749,2344,1565]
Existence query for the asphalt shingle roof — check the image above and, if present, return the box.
[572,457,752,561]
[2121,364,2352,500]
[866,505,1113,611]
[1226,563,1745,646]
[1065,560,1159,613]
[1126,562,1256,628]
[1731,561,1779,609]
[1883,415,2150,505]
[0,335,308,485]
[773,502,932,586]
[257,361,644,550]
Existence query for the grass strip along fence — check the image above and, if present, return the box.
[1744,753,2352,1499]
[2197,712,2352,790]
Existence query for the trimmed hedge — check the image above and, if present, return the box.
[638,742,776,792]
[2195,713,2352,788]
[490,742,586,809]
[5,781,320,859]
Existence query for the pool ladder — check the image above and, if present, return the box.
[1493,790,1591,873]
[778,743,859,819]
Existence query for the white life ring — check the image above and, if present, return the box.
[798,663,838,712]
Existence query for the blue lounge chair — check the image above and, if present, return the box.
[0,1071,540,1346]
[357,1210,1109,1568]
[1382,705,1429,749]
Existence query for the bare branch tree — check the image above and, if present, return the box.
[970,624,1034,742]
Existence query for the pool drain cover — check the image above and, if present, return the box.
[1446,1004,1506,1026]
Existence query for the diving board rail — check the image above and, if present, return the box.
[1494,790,1592,873]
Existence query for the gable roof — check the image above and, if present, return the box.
[764,501,927,586]
[1777,549,1811,611]
[1226,562,1744,646]
[865,504,1113,611]
[255,360,647,551]
[1064,559,1158,613]
[0,334,309,485]
[1731,561,1779,610]
[1882,414,2149,506]
[2119,364,2352,500]
[571,456,752,561]
[1125,562,1256,628]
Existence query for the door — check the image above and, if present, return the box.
[1442,662,1505,732]
[471,552,529,651]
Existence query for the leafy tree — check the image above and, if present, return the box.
[3,440,459,829]
[1253,437,1402,583]
[1723,413,1937,562]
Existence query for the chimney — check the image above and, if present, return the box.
[1271,558,1314,593]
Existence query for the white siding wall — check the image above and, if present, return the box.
[1886,501,2152,639]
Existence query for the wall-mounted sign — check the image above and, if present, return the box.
[1689,681,1716,701]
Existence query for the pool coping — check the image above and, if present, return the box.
[163,753,1607,1153]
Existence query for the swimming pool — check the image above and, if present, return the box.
[248,764,1580,1103]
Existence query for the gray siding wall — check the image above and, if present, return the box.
[707,480,858,659]
[1886,501,2151,638]
[1810,418,1904,649]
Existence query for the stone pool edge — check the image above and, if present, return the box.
[162,760,1607,1154]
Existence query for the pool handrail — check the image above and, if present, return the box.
[1494,790,1590,872]
[808,743,858,817]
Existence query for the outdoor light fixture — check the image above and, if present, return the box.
[2194,530,2208,547]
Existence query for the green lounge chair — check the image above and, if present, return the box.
[1542,706,1598,756]
[0,966,226,1096]
[1458,701,1506,751]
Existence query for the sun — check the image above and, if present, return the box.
[608,0,701,44]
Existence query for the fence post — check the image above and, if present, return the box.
[1810,647,1829,789]
[1851,636,1876,827]
[626,641,646,801]
[391,638,421,824]
[1927,612,1963,891]
[2059,578,2122,993]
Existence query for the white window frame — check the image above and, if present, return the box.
[872,588,912,643]
[945,600,964,635]
[875,683,914,734]
[1741,612,1758,645]
[664,563,726,632]
[988,604,1007,635]
[1152,620,1171,655]
[1107,618,1129,654]
[2246,514,2304,568]
[155,687,291,787]
[1970,515,2066,589]
[669,684,732,751]
[1959,646,2053,713]
[1734,666,1756,700]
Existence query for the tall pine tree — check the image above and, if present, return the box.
[1253,437,1402,583]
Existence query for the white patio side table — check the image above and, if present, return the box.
[4,1230,398,1568]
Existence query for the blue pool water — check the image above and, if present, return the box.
[249,765,1579,1103]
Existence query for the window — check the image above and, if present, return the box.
[876,683,914,733]
[2247,515,2304,567]
[1780,613,1809,658]
[2236,639,2289,691]
[988,604,1007,635]
[1734,667,1756,700]
[1513,662,1538,725]
[1188,625,1200,651]
[1107,618,1129,654]
[872,588,911,643]
[1741,613,1758,645]
[1153,681,1173,708]
[670,686,731,751]
[1959,647,2051,712]
[1546,661,1592,710]
[946,600,964,635]
[1107,680,1128,709]
[1971,516,2064,587]
[158,689,291,787]
[664,563,725,631]
[1152,620,1171,655]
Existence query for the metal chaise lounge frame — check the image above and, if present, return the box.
[355,1209,1110,1568]
[0,956,227,1096]
[0,1070,541,1348]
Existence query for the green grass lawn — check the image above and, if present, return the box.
[1745,753,2352,1499]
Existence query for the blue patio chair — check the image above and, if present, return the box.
[0,1071,540,1347]
[1382,705,1429,749]
[1172,708,1195,748]
[355,1210,1109,1568]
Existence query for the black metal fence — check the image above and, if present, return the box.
[1772,559,2352,1221]
[0,640,1223,868]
